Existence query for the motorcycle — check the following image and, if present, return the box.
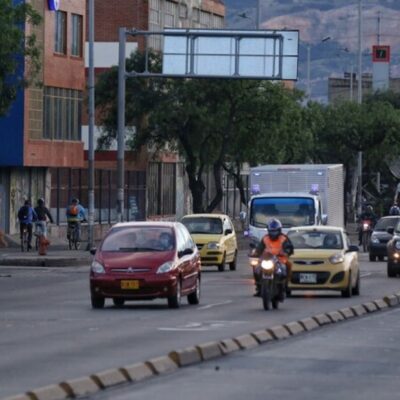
[249,248,287,310]
[361,219,373,252]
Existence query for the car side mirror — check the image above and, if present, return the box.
[347,245,359,253]
[225,229,233,235]
[179,248,193,258]
[90,247,97,255]
[321,215,328,225]
[387,227,394,235]
[239,211,246,221]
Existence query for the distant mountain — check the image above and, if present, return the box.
[224,0,400,101]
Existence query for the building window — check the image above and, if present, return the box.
[44,87,82,141]
[179,3,187,19]
[54,11,67,54]
[71,14,83,57]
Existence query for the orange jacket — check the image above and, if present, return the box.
[261,235,290,264]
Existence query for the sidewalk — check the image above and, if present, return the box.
[0,234,93,267]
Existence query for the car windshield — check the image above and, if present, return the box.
[182,217,223,234]
[374,217,399,231]
[288,230,343,250]
[101,226,175,252]
[250,197,316,228]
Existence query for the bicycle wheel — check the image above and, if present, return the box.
[21,231,29,252]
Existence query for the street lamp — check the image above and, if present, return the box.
[357,0,363,217]
[306,36,331,98]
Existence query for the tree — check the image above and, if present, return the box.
[96,51,306,213]
[0,0,42,117]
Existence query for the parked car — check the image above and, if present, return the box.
[90,222,201,309]
[181,213,237,271]
[369,216,400,261]
[386,221,400,277]
[287,226,360,297]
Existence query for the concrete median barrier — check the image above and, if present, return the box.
[2,395,32,400]
[61,376,99,397]
[326,310,345,323]
[251,330,274,344]
[195,342,223,361]
[362,302,378,313]
[120,363,154,382]
[146,356,178,375]
[91,368,127,389]
[233,334,259,349]
[383,295,399,307]
[169,347,202,366]
[373,298,389,309]
[27,384,69,400]
[267,325,290,340]
[312,313,331,326]
[298,317,319,331]
[219,338,241,354]
[338,307,356,319]
[284,321,304,335]
[350,305,367,316]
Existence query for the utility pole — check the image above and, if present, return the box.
[256,0,260,29]
[377,11,381,45]
[307,45,311,98]
[87,0,95,250]
[357,0,363,217]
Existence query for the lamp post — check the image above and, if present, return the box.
[87,0,95,250]
[357,0,363,217]
[306,36,331,99]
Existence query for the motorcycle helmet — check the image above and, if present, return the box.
[390,205,400,215]
[72,198,79,204]
[267,218,282,240]
[366,205,374,213]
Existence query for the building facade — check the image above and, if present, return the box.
[0,0,85,234]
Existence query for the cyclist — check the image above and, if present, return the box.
[34,198,54,238]
[18,200,37,250]
[66,198,86,243]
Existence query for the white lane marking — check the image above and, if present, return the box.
[361,273,372,278]
[196,300,233,310]
[158,320,247,332]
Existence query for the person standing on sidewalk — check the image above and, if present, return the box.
[34,198,54,238]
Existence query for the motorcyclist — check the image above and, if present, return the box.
[357,205,377,245]
[252,218,294,297]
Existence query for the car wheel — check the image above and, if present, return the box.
[229,251,237,271]
[378,255,384,261]
[187,275,201,305]
[387,262,397,278]
[369,254,376,262]
[91,295,105,309]
[113,298,125,307]
[168,279,182,309]
[352,271,360,296]
[218,254,226,272]
[341,272,352,298]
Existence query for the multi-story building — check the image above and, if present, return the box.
[0,0,85,235]
[0,0,225,236]
[81,0,225,225]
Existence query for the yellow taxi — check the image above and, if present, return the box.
[181,214,237,271]
[286,226,360,297]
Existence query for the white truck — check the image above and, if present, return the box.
[242,164,344,243]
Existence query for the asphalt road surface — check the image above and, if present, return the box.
[93,307,400,400]
[1,251,400,398]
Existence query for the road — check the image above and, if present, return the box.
[0,251,399,398]
[93,307,400,400]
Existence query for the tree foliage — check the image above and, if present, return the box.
[0,0,42,117]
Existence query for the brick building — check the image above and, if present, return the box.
[0,0,86,235]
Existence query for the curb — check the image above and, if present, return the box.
[0,257,90,267]
[4,291,400,400]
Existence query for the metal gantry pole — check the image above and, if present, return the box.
[357,0,363,216]
[87,0,95,250]
[307,45,311,98]
[117,28,127,223]
[256,0,261,29]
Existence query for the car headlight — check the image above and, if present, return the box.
[371,235,380,244]
[157,261,174,274]
[329,254,344,264]
[91,261,105,274]
[395,241,400,250]
[207,242,220,250]
[261,260,274,271]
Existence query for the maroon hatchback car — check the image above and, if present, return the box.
[90,222,201,309]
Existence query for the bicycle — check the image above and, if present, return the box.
[34,221,46,251]
[67,221,81,250]
[20,224,30,252]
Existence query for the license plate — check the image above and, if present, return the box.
[120,280,139,289]
[299,273,317,283]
